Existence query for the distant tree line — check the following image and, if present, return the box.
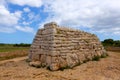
[1,39,120,47]
[13,43,31,47]
[102,39,120,47]
[0,43,31,47]
[0,43,13,47]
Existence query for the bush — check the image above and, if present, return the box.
[13,43,31,47]
[92,56,100,61]
[102,39,120,47]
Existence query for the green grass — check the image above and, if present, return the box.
[0,45,29,61]
[92,53,108,61]
[0,47,29,52]
[92,56,100,61]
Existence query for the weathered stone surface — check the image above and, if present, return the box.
[29,61,41,67]
[59,57,67,68]
[46,56,52,66]
[66,54,79,68]
[40,54,46,63]
[49,63,59,71]
[28,22,107,71]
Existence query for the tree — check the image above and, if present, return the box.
[102,39,114,46]
[102,39,120,47]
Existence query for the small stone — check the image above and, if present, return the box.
[59,57,67,68]
[50,63,59,71]
[46,56,51,66]
[29,61,41,67]
[51,57,59,63]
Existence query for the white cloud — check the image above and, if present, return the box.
[41,0,120,35]
[15,26,34,33]
[1,0,120,35]
[0,2,34,33]
[0,5,17,26]
[28,12,35,20]
[22,21,30,25]
[14,11,22,18]
[23,7,31,12]
[0,4,22,33]
[27,12,41,24]
[0,27,16,33]
[8,0,42,7]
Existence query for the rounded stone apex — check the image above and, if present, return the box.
[49,22,57,25]
[44,22,58,28]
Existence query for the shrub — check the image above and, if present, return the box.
[101,53,108,58]
[83,60,87,63]
[92,56,100,61]
[59,66,71,71]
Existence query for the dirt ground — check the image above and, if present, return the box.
[0,51,120,80]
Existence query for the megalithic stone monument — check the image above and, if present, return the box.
[28,22,107,71]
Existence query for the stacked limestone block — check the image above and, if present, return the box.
[28,22,107,71]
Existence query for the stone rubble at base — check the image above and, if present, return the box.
[28,22,107,71]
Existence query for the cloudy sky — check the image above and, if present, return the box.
[0,0,120,43]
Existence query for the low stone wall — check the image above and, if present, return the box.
[28,22,106,71]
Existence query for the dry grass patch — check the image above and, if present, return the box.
[0,48,29,61]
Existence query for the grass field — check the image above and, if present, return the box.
[105,46,120,52]
[0,44,120,61]
[0,46,29,61]
[0,47,29,52]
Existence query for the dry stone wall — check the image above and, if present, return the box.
[28,22,107,71]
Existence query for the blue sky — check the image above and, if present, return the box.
[0,0,120,43]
